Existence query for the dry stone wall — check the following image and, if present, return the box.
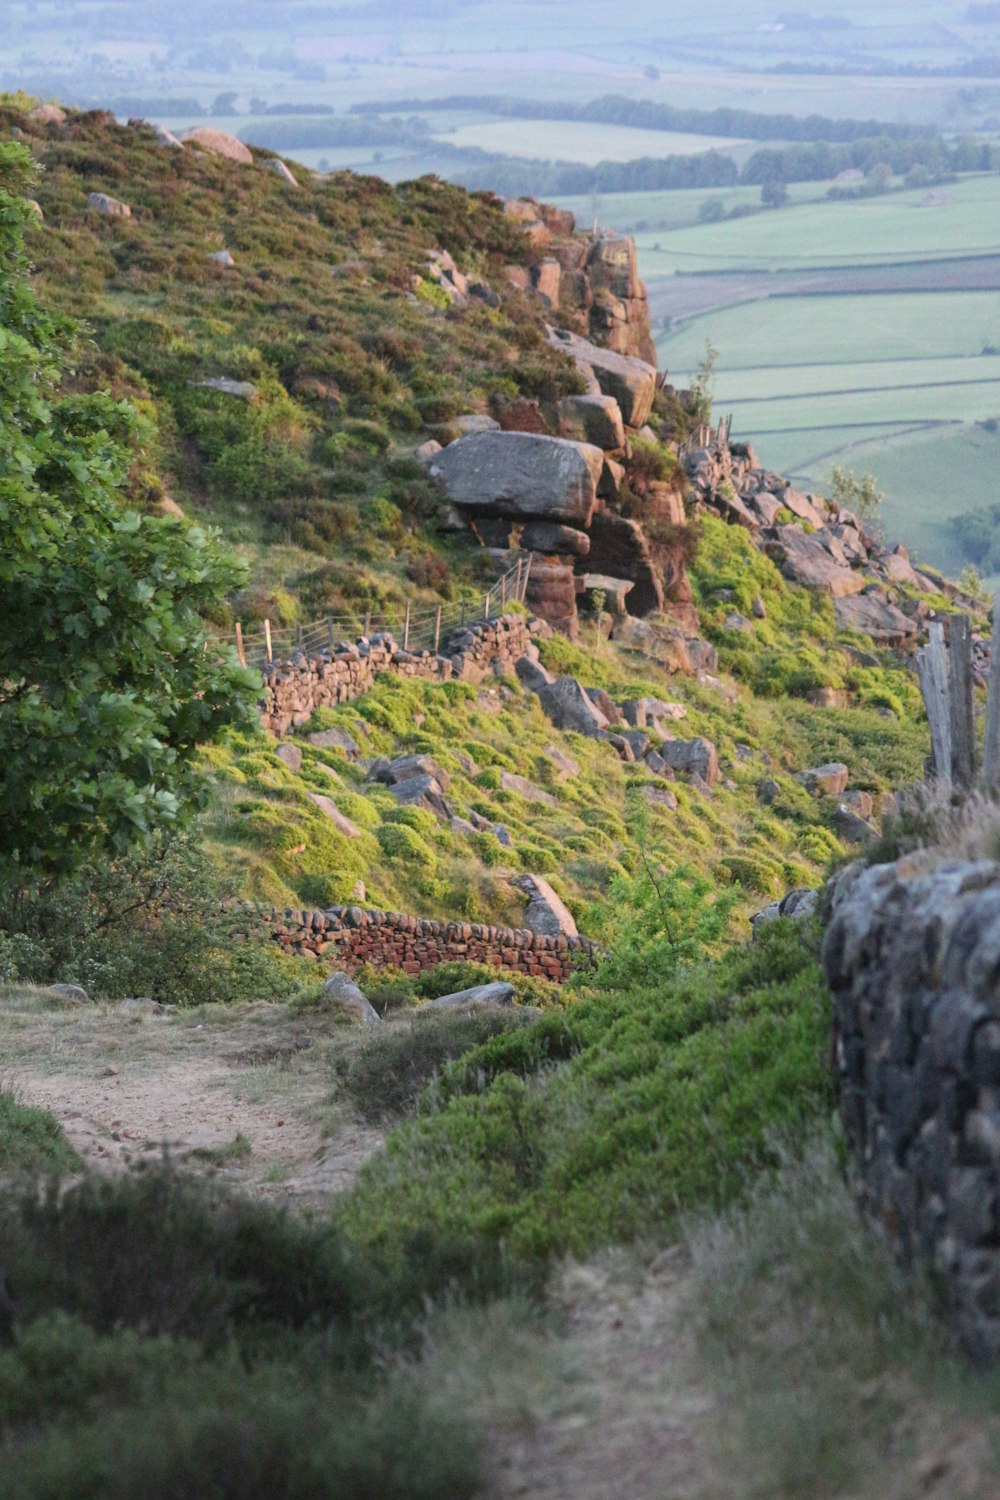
[270,903,599,983]
[258,615,531,736]
[824,856,1000,1361]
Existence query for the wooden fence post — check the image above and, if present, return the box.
[916,621,952,786]
[483,592,490,620]
[263,618,273,664]
[234,622,246,669]
[403,602,411,651]
[434,604,442,653]
[984,593,1000,791]
[326,616,335,652]
[363,611,371,639]
[501,572,507,610]
[949,613,976,788]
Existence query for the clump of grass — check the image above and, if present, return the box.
[333,1007,537,1123]
[0,1091,79,1176]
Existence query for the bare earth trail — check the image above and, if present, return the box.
[1,993,383,1206]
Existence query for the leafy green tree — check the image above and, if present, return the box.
[829,466,884,534]
[0,144,258,878]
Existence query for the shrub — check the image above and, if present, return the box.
[0,1093,79,1176]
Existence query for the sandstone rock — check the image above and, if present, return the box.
[766,526,865,597]
[520,521,591,557]
[537,676,609,735]
[307,793,360,839]
[751,887,819,936]
[660,738,719,785]
[599,456,626,500]
[621,696,687,729]
[833,592,918,645]
[544,744,581,780]
[385,775,451,819]
[514,874,578,938]
[777,486,825,527]
[324,971,380,1025]
[556,394,625,451]
[308,726,361,757]
[642,785,678,811]
[431,432,602,526]
[497,397,549,434]
[420,981,515,1010]
[371,753,450,791]
[87,192,131,220]
[514,652,555,692]
[499,770,557,806]
[275,742,303,772]
[29,104,67,126]
[524,560,579,634]
[756,778,781,804]
[746,491,783,526]
[798,762,850,796]
[880,544,935,592]
[831,803,877,844]
[208,249,236,267]
[613,615,692,674]
[258,157,298,187]
[585,511,664,615]
[154,124,184,149]
[180,127,254,164]
[415,439,442,463]
[532,258,561,305]
[841,789,875,819]
[547,329,657,428]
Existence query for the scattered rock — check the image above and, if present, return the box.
[514,652,556,692]
[307,793,360,839]
[385,775,451,819]
[208,249,236,267]
[275,742,303,772]
[520,521,591,557]
[556,393,625,451]
[765,526,865,598]
[307,726,361,757]
[180,127,254,164]
[499,770,557,806]
[660,738,719,786]
[831,804,878,844]
[29,104,67,126]
[513,875,579,938]
[154,124,184,149]
[87,192,131,220]
[751,887,819,937]
[324,971,380,1025]
[756,778,781,804]
[543,744,580,780]
[548,329,657,427]
[192,377,258,401]
[46,983,91,1005]
[258,157,299,187]
[419,981,515,1010]
[537,676,610,735]
[370,753,450,791]
[833,592,919,645]
[798,762,850,796]
[642,785,679,810]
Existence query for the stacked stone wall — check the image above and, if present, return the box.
[258,614,531,736]
[824,857,1000,1361]
[270,903,599,983]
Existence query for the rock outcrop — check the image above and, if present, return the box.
[180,127,254,164]
[431,431,602,526]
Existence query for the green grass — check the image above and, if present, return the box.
[639,175,1000,274]
[0,1092,79,1176]
[337,914,834,1262]
[553,181,833,234]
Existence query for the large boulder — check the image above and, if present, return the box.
[798,763,850,796]
[384,775,451,819]
[258,157,299,187]
[307,793,360,839]
[523,560,580,634]
[537,676,609,735]
[514,874,578,938]
[765,526,865,598]
[181,127,254,164]
[584,511,664,615]
[370,753,450,791]
[612,615,692,674]
[499,770,557,806]
[324,972,380,1026]
[547,329,657,428]
[833,593,918,645]
[430,432,602,526]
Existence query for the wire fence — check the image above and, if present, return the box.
[224,557,532,671]
[677,413,733,462]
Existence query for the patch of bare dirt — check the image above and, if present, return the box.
[2,992,382,1207]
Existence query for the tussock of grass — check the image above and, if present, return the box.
[0,1091,79,1177]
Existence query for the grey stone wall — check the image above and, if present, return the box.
[824,857,1000,1360]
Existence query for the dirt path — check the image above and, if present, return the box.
[2,990,383,1207]
[485,1249,720,1500]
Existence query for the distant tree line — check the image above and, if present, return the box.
[349,91,933,143]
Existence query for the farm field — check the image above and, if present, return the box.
[651,169,1000,577]
[437,118,749,164]
[638,176,1000,275]
[554,182,830,235]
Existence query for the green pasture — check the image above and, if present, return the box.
[660,292,1000,372]
[718,354,1000,403]
[638,175,1000,274]
[553,181,829,234]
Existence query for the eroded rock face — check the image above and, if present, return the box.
[324,971,380,1026]
[87,192,131,219]
[556,394,625,451]
[660,738,719,786]
[765,526,865,598]
[798,762,850,796]
[584,512,664,616]
[547,330,657,429]
[537,676,610,735]
[431,432,602,526]
[521,521,591,557]
[834,592,919,645]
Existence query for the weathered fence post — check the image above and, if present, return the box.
[326,616,335,653]
[234,622,246,669]
[263,618,273,664]
[403,601,411,651]
[363,611,371,639]
[916,621,952,787]
[949,613,976,788]
[983,593,1000,791]
[501,572,507,610]
[483,592,490,620]
[434,604,442,653]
